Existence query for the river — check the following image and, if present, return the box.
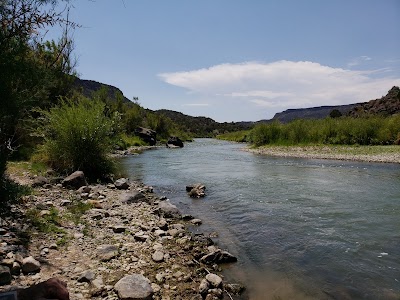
[121,139,400,300]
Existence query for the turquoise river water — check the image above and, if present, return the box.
[122,139,400,300]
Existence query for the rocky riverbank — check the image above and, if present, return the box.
[0,169,244,300]
[245,145,400,164]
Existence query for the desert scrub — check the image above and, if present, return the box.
[36,97,120,180]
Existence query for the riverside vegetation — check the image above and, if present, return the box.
[218,114,400,163]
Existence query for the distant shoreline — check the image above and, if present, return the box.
[244,145,400,164]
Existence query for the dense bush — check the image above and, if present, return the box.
[37,97,119,180]
[247,115,400,146]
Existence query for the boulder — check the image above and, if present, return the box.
[120,191,146,204]
[135,127,157,146]
[114,274,153,300]
[200,249,237,265]
[62,171,87,189]
[22,256,41,274]
[186,184,206,198]
[31,176,49,187]
[78,270,96,283]
[166,136,184,148]
[205,273,222,288]
[115,178,130,190]
[96,245,119,262]
[157,200,181,218]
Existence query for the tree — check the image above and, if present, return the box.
[329,109,342,118]
[0,0,76,198]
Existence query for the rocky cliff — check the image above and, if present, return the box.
[348,86,400,117]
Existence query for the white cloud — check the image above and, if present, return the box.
[158,60,400,112]
[347,55,372,67]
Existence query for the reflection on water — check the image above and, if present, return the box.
[122,139,400,300]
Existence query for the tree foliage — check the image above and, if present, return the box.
[0,0,76,196]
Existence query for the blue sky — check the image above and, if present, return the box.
[58,0,400,122]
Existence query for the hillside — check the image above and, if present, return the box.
[155,109,254,137]
[73,77,133,104]
[348,86,400,117]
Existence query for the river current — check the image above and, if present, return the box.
[122,139,400,300]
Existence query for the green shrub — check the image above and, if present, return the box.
[247,115,400,146]
[38,97,119,180]
[217,130,250,142]
[115,133,147,149]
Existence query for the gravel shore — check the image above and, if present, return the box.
[0,169,243,300]
[245,145,400,164]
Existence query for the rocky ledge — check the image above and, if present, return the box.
[0,171,243,300]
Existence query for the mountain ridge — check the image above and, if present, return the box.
[72,78,399,132]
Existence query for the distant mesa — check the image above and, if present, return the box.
[269,86,400,123]
[271,103,359,123]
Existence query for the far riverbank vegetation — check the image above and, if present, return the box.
[218,115,400,147]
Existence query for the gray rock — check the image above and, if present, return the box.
[209,288,223,297]
[152,251,164,262]
[78,270,96,282]
[22,256,41,274]
[134,233,149,242]
[200,250,237,265]
[60,199,72,206]
[0,265,11,285]
[157,201,181,218]
[90,277,105,296]
[181,214,194,220]
[1,258,14,268]
[154,229,166,236]
[206,273,222,288]
[114,274,153,300]
[77,186,91,194]
[157,219,168,231]
[121,191,146,204]
[32,176,49,187]
[224,283,245,295]
[62,171,87,189]
[190,218,202,225]
[115,178,130,190]
[96,245,119,262]
[198,278,210,295]
[186,184,206,198]
[111,225,126,233]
